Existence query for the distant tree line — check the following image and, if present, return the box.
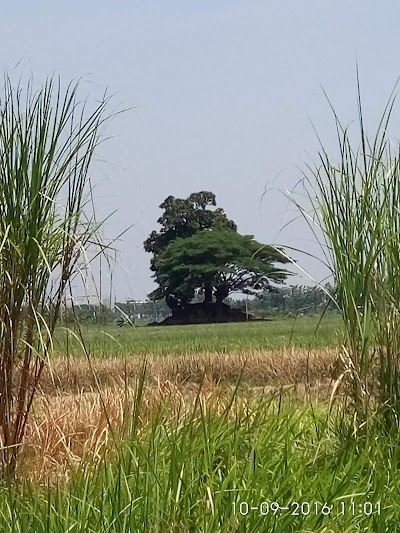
[59,300,172,325]
[227,283,336,317]
[58,283,336,325]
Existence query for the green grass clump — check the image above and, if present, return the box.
[55,315,341,358]
[0,73,113,476]
[0,395,397,532]
[294,77,400,431]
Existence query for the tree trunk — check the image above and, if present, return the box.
[215,283,229,322]
[204,284,213,304]
[166,293,179,310]
[215,299,224,322]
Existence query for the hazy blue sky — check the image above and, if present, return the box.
[3,1,400,301]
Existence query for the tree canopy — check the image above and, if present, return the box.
[144,191,236,257]
[149,228,292,306]
[145,191,292,313]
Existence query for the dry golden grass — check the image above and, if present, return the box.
[17,348,339,484]
[38,347,338,394]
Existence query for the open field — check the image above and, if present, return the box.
[2,315,394,531]
[0,314,388,532]
[54,314,343,358]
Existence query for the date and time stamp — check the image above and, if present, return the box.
[232,500,381,518]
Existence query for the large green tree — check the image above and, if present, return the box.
[144,191,236,302]
[151,228,292,318]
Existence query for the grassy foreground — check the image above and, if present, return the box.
[3,391,397,532]
[3,315,395,532]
